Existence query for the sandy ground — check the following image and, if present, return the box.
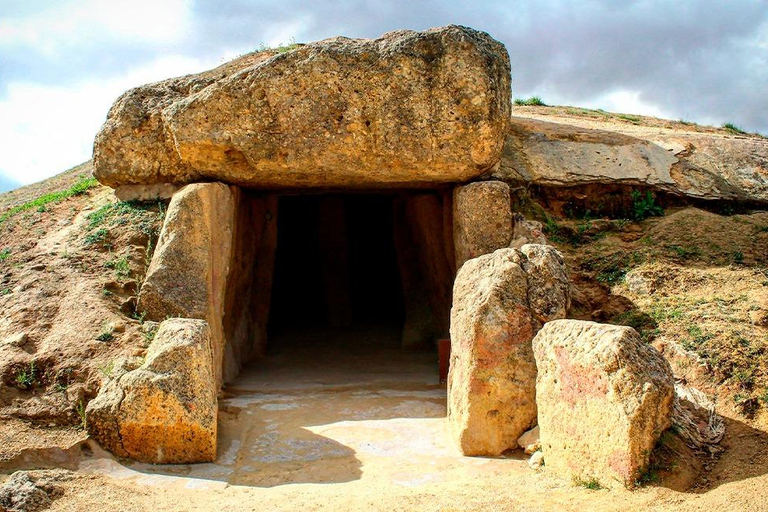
[2,325,759,511]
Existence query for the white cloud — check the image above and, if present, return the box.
[582,90,671,119]
[0,0,192,54]
[0,54,218,184]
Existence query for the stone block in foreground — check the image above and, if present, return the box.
[86,319,217,464]
[532,319,674,488]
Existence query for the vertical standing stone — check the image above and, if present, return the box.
[137,182,235,389]
[247,195,278,359]
[453,181,513,269]
[447,245,569,456]
[394,193,455,348]
[222,192,278,381]
[86,319,217,464]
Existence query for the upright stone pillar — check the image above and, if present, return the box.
[137,182,235,389]
[452,180,513,269]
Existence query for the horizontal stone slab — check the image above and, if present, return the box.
[94,26,511,190]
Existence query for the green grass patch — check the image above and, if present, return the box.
[722,122,746,135]
[617,113,642,124]
[258,38,300,54]
[96,323,115,342]
[0,177,98,225]
[514,96,547,106]
[0,248,10,262]
[665,244,701,260]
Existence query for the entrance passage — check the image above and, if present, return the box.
[269,194,405,334]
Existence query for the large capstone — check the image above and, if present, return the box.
[532,320,675,489]
[93,26,511,190]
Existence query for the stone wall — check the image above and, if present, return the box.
[394,193,455,347]
[137,183,278,387]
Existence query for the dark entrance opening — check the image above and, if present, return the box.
[230,189,454,385]
[269,194,405,335]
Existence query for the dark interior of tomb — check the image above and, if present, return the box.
[268,194,406,350]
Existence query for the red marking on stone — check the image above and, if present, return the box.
[554,346,609,406]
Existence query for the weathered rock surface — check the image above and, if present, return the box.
[498,116,768,204]
[114,183,180,202]
[519,244,570,323]
[510,213,546,249]
[137,182,234,388]
[453,181,512,269]
[93,26,511,190]
[0,470,72,512]
[528,450,545,469]
[447,245,569,456]
[86,319,217,464]
[0,472,51,512]
[532,320,675,488]
[517,425,540,454]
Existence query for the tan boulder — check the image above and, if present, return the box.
[532,320,675,489]
[447,246,569,456]
[93,26,511,190]
[453,181,513,269]
[498,116,768,205]
[517,425,540,454]
[86,319,217,464]
[137,182,234,388]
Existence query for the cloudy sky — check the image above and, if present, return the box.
[1,0,766,192]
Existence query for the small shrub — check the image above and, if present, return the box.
[76,400,87,430]
[15,362,37,389]
[543,216,565,243]
[630,190,663,221]
[132,310,147,324]
[143,324,159,347]
[514,96,547,106]
[0,248,10,262]
[84,228,110,247]
[98,360,115,378]
[573,476,603,490]
[96,324,114,342]
[257,37,300,54]
[722,122,746,135]
[732,251,744,265]
[105,255,131,279]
